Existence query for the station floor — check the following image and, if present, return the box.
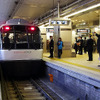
[43,52,100,80]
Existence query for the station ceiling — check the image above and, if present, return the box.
[71,8,100,29]
[0,0,77,24]
[0,0,100,28]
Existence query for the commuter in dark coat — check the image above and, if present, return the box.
[87,35,93,61]
[83,37,87,53]
[78,36,83,55]
[49,36,54,58]
[74,37,78,54]
[93,38,96,53]
[94,32,100,60]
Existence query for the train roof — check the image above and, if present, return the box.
[0,18,38,28]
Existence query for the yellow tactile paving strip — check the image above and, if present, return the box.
[43,53,100,73]
[49,58,100,72]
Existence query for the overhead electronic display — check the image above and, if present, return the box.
[49,18,70,26]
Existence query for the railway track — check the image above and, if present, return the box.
[6,80,47,100]
[0,65,62,100]
[1,78,62,100]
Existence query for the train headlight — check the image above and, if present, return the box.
[5,26,10,30]
[30,27,35,31]
[27,26,36,33]
[2,26,10,32]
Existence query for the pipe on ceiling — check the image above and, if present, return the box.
[36,0,96,25]
[35,0,83,24]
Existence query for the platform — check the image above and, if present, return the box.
[43,53,100,87]
[43,53,100,99]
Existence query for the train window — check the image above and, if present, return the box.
[2,33,14,49]
[9,33,14,43]
[0,25,41,49]
[15,32,28,49]
[16,33,27,43]
[2,33,14,43]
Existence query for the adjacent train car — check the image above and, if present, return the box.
[0,18,43,61]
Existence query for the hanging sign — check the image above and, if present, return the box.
[49,18,71,26]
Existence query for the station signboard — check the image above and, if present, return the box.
[77,29,90,33]
[46,28,54,32]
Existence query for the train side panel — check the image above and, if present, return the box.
[0,49,43,61]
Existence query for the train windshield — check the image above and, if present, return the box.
[0,25,41,49]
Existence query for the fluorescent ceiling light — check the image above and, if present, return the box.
[45,22,49,25]
[64,3,100,18]
[39,25,45,28]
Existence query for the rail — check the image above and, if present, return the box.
[12,81,24,100]
[0,65,10,100]
[31,78,54,100]
[0,65,62,100]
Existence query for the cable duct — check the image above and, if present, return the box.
[62,0,82,11]
[35,0,84,24]
[35,0,96,25]
[61,0,96,16]
[34,0,82,24]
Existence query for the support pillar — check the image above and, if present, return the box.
[54,24,72,58]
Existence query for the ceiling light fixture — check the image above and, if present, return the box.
[63,3,100,18]
[30,5,37,7]
[95,11,99,13]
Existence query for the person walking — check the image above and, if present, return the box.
[57,37,63,58]
[49,36,54,58]
[87,35,93,61]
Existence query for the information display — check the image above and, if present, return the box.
[46,28,54,32]
[77,29,90,33]
[49,18,70,26]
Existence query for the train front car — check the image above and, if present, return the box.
[0,19,43,61]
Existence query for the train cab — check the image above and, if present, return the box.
[0,19,43,61]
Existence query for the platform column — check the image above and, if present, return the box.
[40,27,47,53]
[54,24,72,58]
[54,26,60,57]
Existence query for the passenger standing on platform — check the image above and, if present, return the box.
[74,37,78,54]
[94,32,100,62]
[57,37,63,58]
[93,38,97,53]
[87,35,93,61]
[83,37,87,53]
[78,36,83,55]
[49,36,54,58]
